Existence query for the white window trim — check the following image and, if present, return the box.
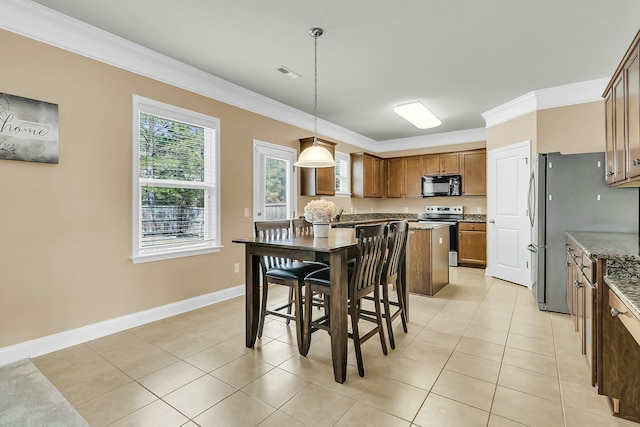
[334,150,351,197]
[131,95,222,264]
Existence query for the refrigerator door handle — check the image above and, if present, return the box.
[527,171,536,227]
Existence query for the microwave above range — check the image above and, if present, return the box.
[421,175,461,197]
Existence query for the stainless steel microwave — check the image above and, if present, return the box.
[421,175,461,197]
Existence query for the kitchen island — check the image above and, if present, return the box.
[565,231,640,423]
[407,222,450,296]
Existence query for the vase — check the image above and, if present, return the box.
[313,222,330,238]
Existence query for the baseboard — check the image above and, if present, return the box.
[0,284,245,367]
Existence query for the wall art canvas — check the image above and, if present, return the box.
[0,92,59,164]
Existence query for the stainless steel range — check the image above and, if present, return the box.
[418,206,463,267]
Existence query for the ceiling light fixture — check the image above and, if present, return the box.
[294,27,335,168]
[394,101,442,129]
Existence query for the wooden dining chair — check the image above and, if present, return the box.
[301,223,389,377]
[254,220,326,352]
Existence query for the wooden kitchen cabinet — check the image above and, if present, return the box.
[566,236,598,386]
[457,222,486,267]
[298,137,336,196]
[602,285,640,422]
[351,152,383,198]
[423,152,459,176]
[407,225,449,296]
[385,156,423,198]
[603,30,640,186]
[460,149,486,195]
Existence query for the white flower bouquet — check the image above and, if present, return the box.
[303,199,339,224]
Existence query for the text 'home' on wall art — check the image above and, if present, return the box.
[0,92,59,164]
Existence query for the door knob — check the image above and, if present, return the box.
[611,307,620,317]
[489,220,495,224]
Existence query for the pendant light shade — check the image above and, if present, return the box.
[294,143,335,167]
[295,27,335,168]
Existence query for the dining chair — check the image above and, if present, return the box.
[375,220,409,349]
[301,223,389,377]
[254,220,326,352]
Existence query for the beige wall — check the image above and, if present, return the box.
[486,101,605,156]
[0,30,326,348]
[486,111,537,153]
[537,101,605,154]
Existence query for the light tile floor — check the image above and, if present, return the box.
[32,267,639,426]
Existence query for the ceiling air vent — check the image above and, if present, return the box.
[277,66,301,79]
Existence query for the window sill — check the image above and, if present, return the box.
[131,245,222,264]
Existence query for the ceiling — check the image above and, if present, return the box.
[27,0,640,144]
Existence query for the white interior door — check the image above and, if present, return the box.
[487,141,531,286]
[253,140,297,223]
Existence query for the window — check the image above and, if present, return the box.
[334,151,351,196]
[132,96,221,263]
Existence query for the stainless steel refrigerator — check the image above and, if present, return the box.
[528,152,639,313]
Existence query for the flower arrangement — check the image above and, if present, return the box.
[303,199,339,224]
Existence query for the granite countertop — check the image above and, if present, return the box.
[567,230,640,322]
[460,214,486,223]
[331,212,486,227]
[408,222,451,230]
[566,231,640,262]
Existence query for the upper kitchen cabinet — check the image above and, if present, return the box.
[386,155,423,198]
[460,149,486,195]
[604,30,640,186]
[351,152,383,198]
[423,152,460,176]
[298,137,336,196]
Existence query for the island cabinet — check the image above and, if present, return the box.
[351,152,383,198]
[460,149,486,195]
[407,225,449,296]
[457,222,486,268]
[604,29,640,186]
[386,155,423,198]
[423,152,459,176]
[299,137,336,196]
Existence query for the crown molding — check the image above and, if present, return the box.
[373,128,487,152]
[2,0,605,151]
[482,78,610,128]
[0,0,379,148]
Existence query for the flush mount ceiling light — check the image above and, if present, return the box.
[394,101,442,129]
[294,27,335,168]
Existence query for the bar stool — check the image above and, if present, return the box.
[302,223,389,376]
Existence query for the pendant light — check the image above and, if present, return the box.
[294,27,335,168]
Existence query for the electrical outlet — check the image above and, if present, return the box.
[234,263,240,273]
[404,207,409,213]
[244,208,249,217]
[477,207,482,213]
[439,237,443,244]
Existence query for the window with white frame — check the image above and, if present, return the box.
[334,151,351,196]
[131,96,221,263]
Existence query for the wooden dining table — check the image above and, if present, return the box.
[232,227,358,383]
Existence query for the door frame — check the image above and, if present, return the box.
[486,140,532,286]
[252,140,297,223]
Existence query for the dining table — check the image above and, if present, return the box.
[232,227,359,383]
